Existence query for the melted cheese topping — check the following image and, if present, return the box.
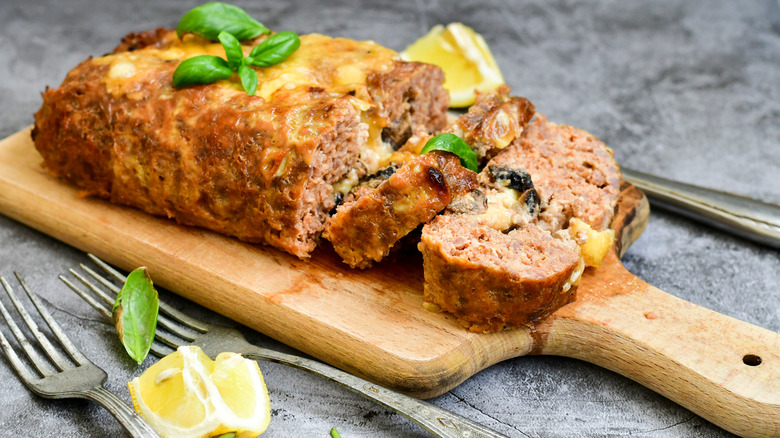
[96,32,400,173]
[100,33,398,99]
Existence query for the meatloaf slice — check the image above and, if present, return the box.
[323,151,478,268]
[324,86,535,268]
[420,216,582,333]
[498,114,622,232]
[419,114,621,332]
[32,29,449,258]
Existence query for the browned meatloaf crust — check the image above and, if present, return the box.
[419,114,621,332]
[447,85,535,162]
[323,151,478,268]
[420,216,581,332]
[32,29,449,258]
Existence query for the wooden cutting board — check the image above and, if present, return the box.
[0,128,777,437]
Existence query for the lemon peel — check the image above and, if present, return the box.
[129,346,270,438]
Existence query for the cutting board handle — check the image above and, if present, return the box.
[538,253,780,438]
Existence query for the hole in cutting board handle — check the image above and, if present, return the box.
[742,354,762,366]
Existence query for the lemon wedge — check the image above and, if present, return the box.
[129,346,271,438]
[401,23,505,107]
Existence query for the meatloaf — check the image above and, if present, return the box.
[444,85,535,163]
[32,29,449,258]
[419,114,621,332]
[323,151,478,268]
[494,114,621,233]
[323,86,534,268]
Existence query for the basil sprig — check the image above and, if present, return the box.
[173,30,300,95]
[246,31,301,67]
[421,133,479,172]
[177,2,269,41]
[112,267,159,364]
[172,55,233,88]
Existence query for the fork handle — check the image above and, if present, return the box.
[621,167,780,248]
[84,387,160,437]
[242,348,507,438]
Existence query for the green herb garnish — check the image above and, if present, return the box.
[172,2,301,95]
[172,30,300,95]
[246,31,301,67]
[112,267,159,364]
[177,2,270,41]
[172,54,233,88]
[420,133,479,172]
[219,31,245,69]
[330,428,342,438]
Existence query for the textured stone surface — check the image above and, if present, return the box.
[0,1,778,437]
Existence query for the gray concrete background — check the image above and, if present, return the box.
[0,0,778,437]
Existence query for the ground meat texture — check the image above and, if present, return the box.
[419,215,581,333]
[419,113,620,331]
[32,29,449,258]
[369,62,450,148]
[494,114,622,232]
[324,151,478,268]
[446,85,535,162]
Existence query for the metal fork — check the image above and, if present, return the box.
[0,273,160,438]
[60,254,509,438]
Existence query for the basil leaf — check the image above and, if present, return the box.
[173,55,233,88]
[218,31,244,69]
[246,31,301,67]
[238,64,258,95]
[112,268,159,364]
[420,133,479,172]
[177,2,270,41]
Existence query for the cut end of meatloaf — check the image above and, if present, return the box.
[419,214,582,333]
[33,29,450,259]
[418,113,620,331]
[323,86,537,268]
[324,151,478,268]
[501,114,622,232]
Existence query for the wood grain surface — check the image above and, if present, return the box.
[0,128,777,437]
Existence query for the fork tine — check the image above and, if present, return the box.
[64,268,199,342]
[3,274,72,371]
[87,253,126,283]
[59,272,179,360]
[150,341,174,358]
[14,273,88,366]
[0,328,39,383]
[58,275,113,322]
[155,314,197,342]
[0,277,55,376]
[87,254,209,333]
[74,266,119,301]
[151,325,189,350]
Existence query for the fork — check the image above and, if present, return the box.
[0,273,160,437]
[60,254,509,438]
